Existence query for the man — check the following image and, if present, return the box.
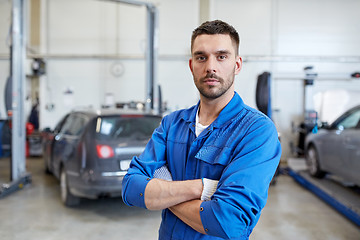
[122,20,281,239]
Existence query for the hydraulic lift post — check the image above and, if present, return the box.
[100,0,159,114]
[0,0,32,198]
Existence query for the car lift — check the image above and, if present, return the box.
[100,0,159,113]
[269,67,359,157]
[0,0,32,199]
[286,159,360,227]
[259,69,360,227]
[2,0,159,198]
[290,66,318,156]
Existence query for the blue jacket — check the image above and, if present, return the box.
[122,92,281,239]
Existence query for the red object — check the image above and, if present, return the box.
[26,122,34,135]
[26,122,35,157]
[96,145,114,159]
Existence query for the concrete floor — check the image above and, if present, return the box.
[0,157,359,240]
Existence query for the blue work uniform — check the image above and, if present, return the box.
[122,92,282,240]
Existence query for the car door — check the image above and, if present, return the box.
[52,114,76,178]
[349,119,360,185]
[335,108,360,184]
[317,128,341,171]
[63,114,89,178]
[45,114,69,172]
[52,113,89,178]
[341,109,360,184]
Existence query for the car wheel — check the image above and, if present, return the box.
[306,146,326,178]
[60,167,80,207]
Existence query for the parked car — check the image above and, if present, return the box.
[42,109,162,206]
[305,105,360,186]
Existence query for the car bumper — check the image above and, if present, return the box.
[67,170,127,199]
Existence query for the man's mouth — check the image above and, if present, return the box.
[204,78,219,85]
[202,74,221,85]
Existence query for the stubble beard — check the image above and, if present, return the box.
[195,73,234,100]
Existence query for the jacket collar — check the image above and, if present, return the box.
[180,91,244,129]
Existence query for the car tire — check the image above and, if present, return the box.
[60,167,80,207]
[306,146,326,178]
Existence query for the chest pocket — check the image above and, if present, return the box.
[195,145,232,180]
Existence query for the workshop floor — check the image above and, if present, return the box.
[0,157,359,240]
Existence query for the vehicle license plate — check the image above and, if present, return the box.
[120,160,132,171]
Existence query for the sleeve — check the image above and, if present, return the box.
[199,117,281,239]
[121,116,169,209]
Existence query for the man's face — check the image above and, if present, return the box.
[189,34,242,100]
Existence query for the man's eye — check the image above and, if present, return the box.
[218,55,227,60]
[197,56,206,61]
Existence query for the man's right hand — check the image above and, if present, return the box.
[201,178,219,201]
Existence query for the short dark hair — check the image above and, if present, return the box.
[191,20,240,55]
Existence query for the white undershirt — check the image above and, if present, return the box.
[195,108,209,137]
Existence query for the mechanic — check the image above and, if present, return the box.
[122,20,281,240]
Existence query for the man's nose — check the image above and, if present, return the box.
[205,56,217,73]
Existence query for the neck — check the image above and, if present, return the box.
[198,91,234,126]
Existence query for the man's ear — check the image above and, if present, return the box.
[189,58,193,74]
[234,56,242,75]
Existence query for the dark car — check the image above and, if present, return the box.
[42,109,162,206]
[305,105,360,186]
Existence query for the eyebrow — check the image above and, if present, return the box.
[216,50,231,55]
[193,51,205,56]
[193,50,231,56]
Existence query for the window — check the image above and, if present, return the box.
[96,116,161,141]
[337,109,360,130]
[54,114,69,134]
[60,114,88,136]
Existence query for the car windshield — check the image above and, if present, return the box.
[95,115,161,141]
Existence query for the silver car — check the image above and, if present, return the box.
[305,105,360,186]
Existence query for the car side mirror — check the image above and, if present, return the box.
[320,122,329,128]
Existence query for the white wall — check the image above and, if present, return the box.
[1,0,360,160]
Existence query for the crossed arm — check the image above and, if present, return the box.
[122,114,282,238]
[144,178,206,234]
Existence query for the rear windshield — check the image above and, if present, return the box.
[95,115,161,141]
